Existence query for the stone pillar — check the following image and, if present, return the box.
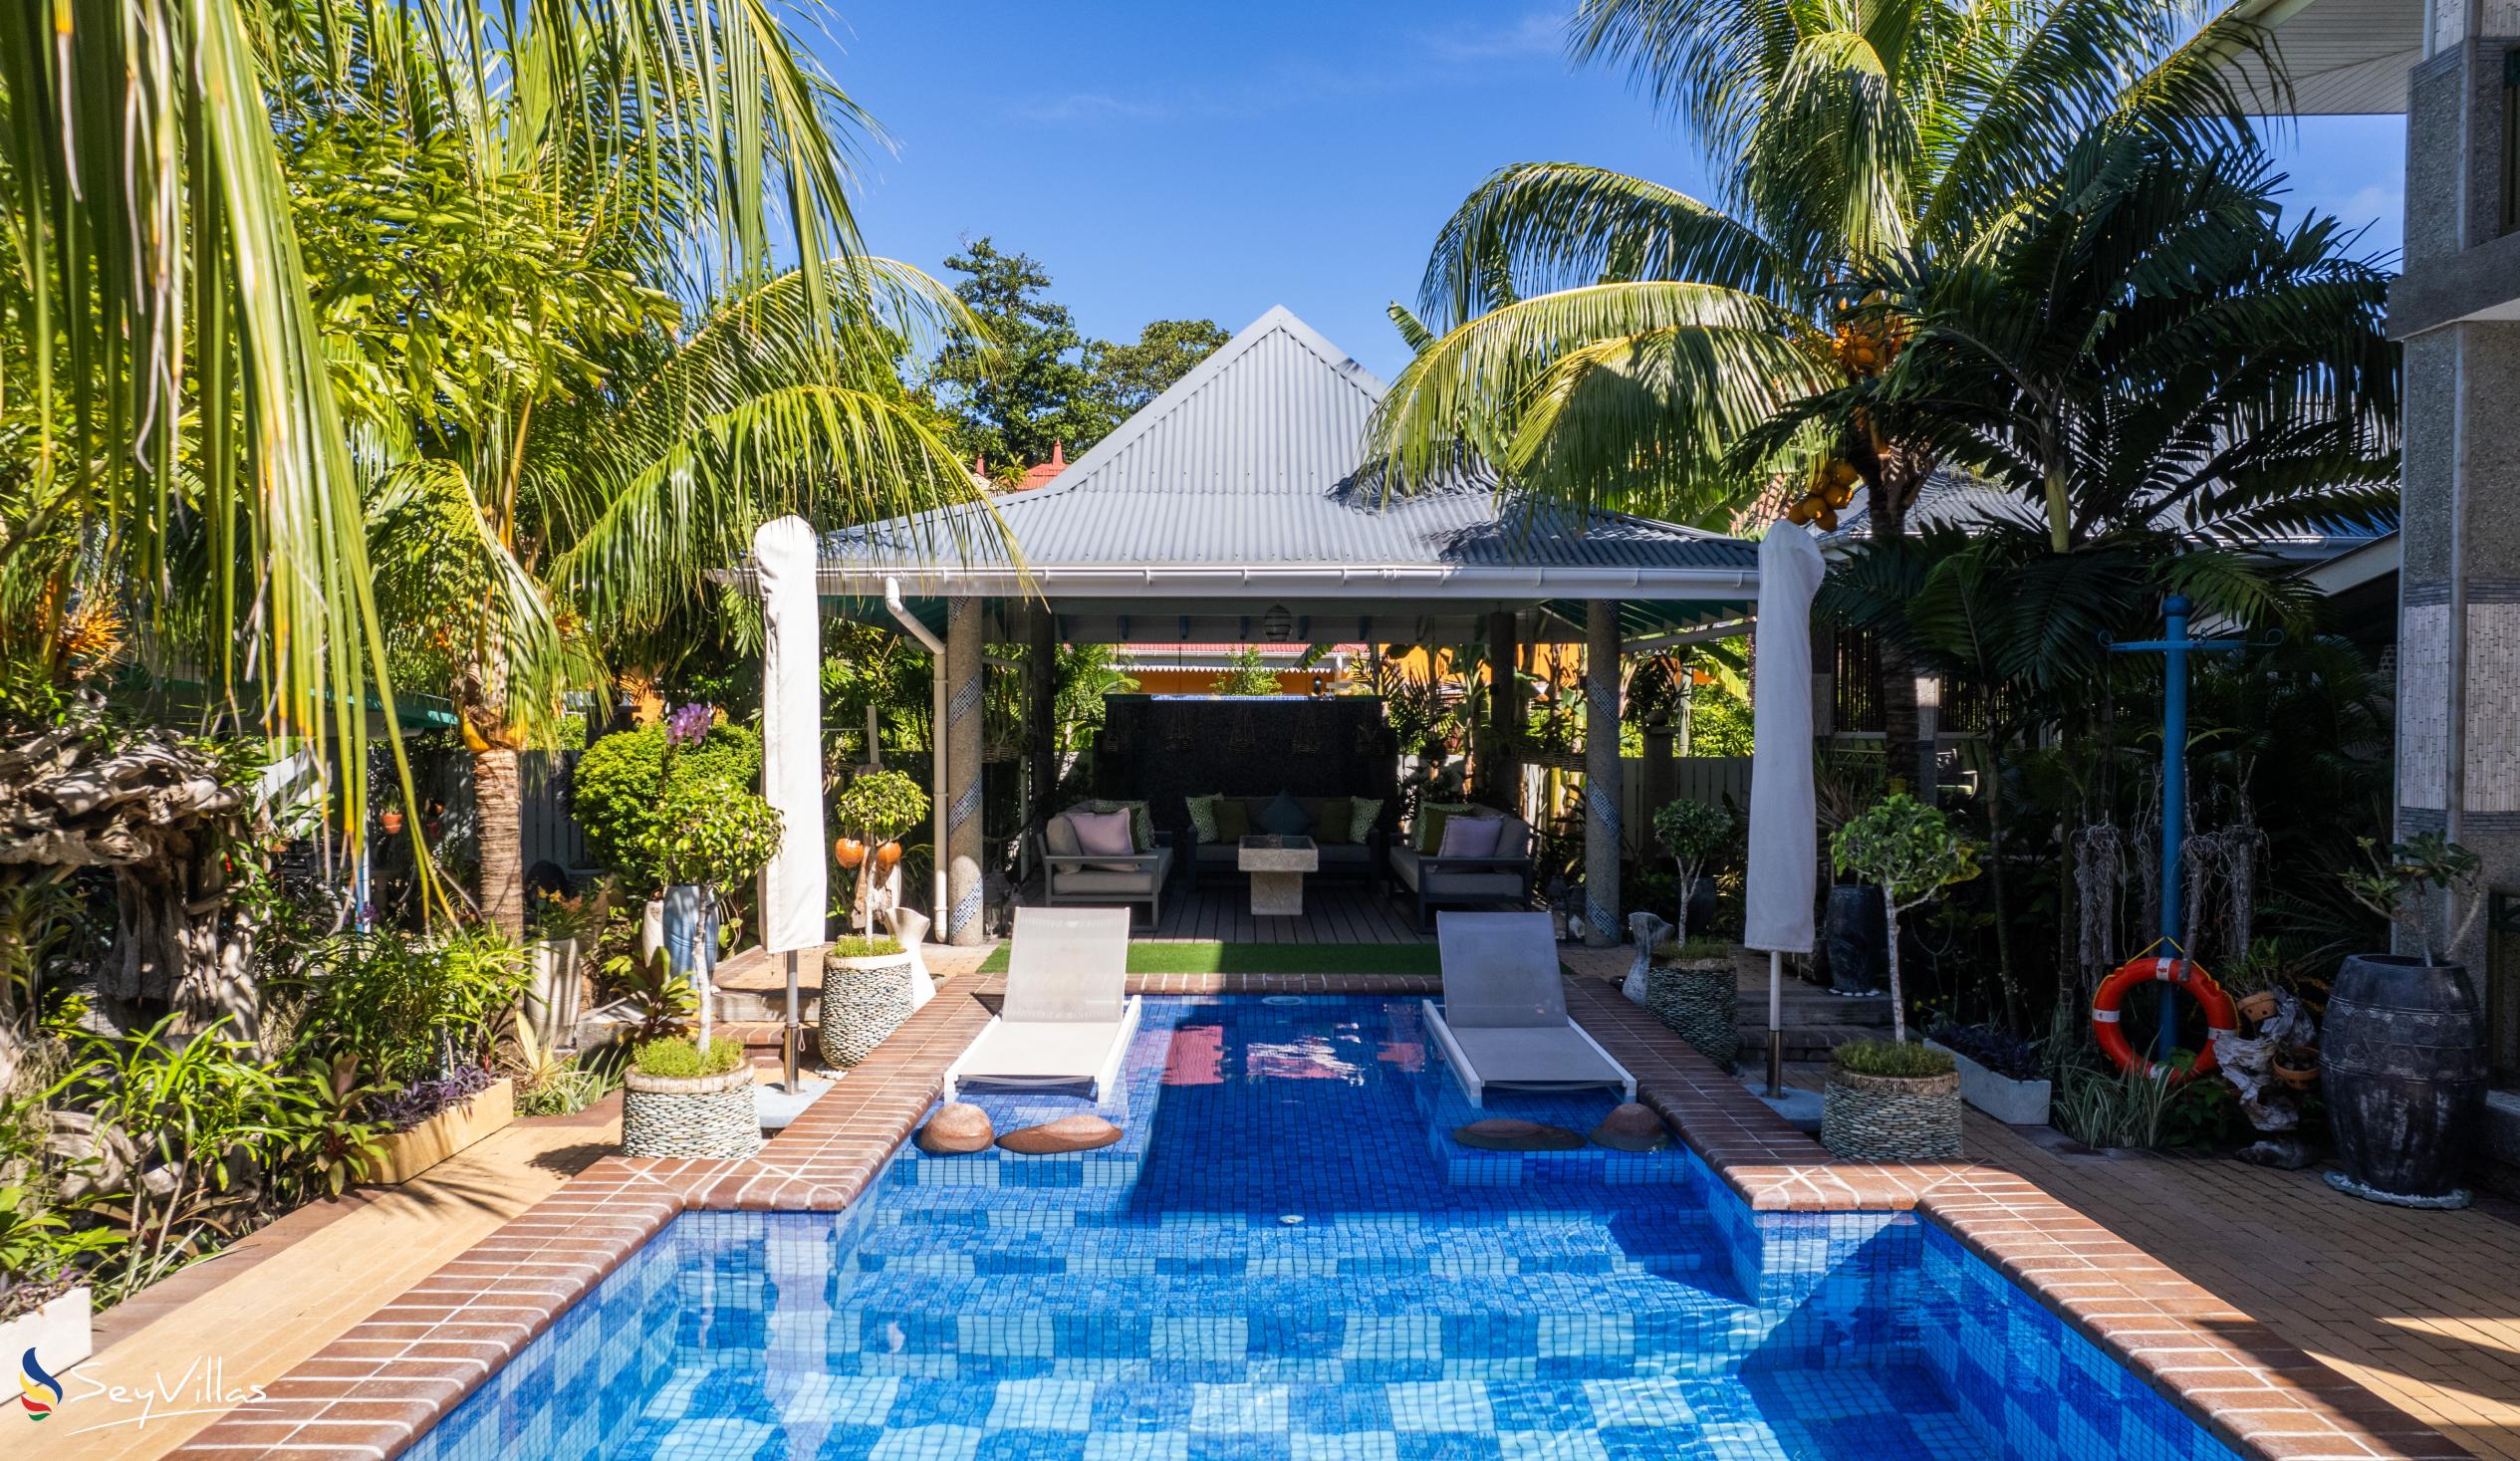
[944,596,986,945]
[1479,609,1522,814]
[1583,600,1624,946]
[2394,33,2520,971]
[1026,607,1059,843]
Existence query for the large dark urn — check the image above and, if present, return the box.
[2321,953,2487,1208]
[1824,883,1889,995]
[1682,875,1718,940]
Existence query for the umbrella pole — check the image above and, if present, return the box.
[1766,950,1784,1097]
[783,949,801,1091]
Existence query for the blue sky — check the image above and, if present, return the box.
[824,1,2407,385]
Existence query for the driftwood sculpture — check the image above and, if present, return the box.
[0,704,256,1032]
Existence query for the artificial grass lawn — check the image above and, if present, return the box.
[974,940,1442,976]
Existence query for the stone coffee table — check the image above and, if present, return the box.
[1237,834,1319,916]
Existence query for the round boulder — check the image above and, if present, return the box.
[915,1102,995,1155]
[1590,1102,1670,1152]
[996,1113,1124,1155]
[1452,1118,1587,1152]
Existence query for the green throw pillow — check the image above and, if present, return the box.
[1310,797,1353,846]
[1349,797,1384,843]
[1414,801,1475,853]
[1213,798,1253,843]
[1184,794,1221,845]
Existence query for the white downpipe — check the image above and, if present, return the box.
[884,578,950,938]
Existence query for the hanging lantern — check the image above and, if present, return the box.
[835,837,867,869]
[1260,604,1294,642]
[876,841,903,872]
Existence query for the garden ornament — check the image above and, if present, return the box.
[1624,912,1671,1004]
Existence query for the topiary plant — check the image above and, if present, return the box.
[573,720,764,894]
[645,780,782,892]
[1651,800,1734,947]
[832,768,929,932]
[1829,793,1979,1044]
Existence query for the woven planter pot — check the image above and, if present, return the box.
[1821,1064,1962,1162]
[1646,961,1737,1073]
[820,952,916,1068]
[622,1068,759,1159]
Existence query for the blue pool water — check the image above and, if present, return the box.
[405,997,2242,1461]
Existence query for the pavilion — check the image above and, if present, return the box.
[769,307,1762,946]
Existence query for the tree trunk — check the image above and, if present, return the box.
[1980,736,2024,1033]
[1867,478,1924,794]
[474,747,525,941]
[1479,609,1522,813]
[1884,901,1908,1044]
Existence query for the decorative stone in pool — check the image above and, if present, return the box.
[400,998,2247,1461]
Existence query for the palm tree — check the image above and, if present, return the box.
[1368,0,2275,778]
[1838,131,2397,551]
[0,1,947,879]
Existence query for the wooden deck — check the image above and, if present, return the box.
[1136,878,1435,944]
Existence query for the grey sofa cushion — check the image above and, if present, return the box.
[1388,847,1521,899]
[1044,814,1082,858]
[1048,846,1172,896]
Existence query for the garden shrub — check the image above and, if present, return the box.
[1925,1020,2042,1082]
[573,720,763,892]
[829,936,904,958]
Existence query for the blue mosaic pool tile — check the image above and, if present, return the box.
[400,997,2254,1461]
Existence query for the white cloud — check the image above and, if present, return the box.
[1424,9,1571,64]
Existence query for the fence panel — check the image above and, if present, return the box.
[518,751,590,873]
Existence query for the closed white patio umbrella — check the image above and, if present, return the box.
[755,516,827,1090]
[1743,521,1825,1098]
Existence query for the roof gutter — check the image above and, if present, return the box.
[884,578,950,938]
[828,564,1756,601]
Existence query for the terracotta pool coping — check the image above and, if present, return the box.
[170,970,2465,1461]
[1560,975,2467,1461]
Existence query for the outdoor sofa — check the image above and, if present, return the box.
[1036,803,1173,927]
[1387,809,1535,932]
[1180,794,1386,891]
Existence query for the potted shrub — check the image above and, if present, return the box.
[0,1187,118,1382]
[1822,1038,1961,1160]
[2218,939,2284,1025]
[1924,1020,2050,1125]
[1647,934,1739,1073]
[832,768,930,934]
[820,935,917,1067]
[1821,795,1980,1161]
[294,928,531,1184]
[1650,801,1733,954]
[621,1036,758,1159]
[2324,833,2490,1206]
[644,712,783,1049]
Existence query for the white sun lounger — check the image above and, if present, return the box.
[1425,911,1637,1107]
[947,906,1141,1103]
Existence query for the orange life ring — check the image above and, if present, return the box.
[2092,956,2237,1083]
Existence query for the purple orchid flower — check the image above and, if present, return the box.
[664,702,713,747]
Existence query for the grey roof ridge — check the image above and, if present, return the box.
[993,304,1388,512]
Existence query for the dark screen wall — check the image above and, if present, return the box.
[1090,695,1401,844]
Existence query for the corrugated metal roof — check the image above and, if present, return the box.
[816,307,1757,590]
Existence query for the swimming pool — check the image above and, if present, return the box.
[403,996,2241,1460]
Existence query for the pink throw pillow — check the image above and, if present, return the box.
[1436,815,1503,858]
[1068,808,1137,870]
